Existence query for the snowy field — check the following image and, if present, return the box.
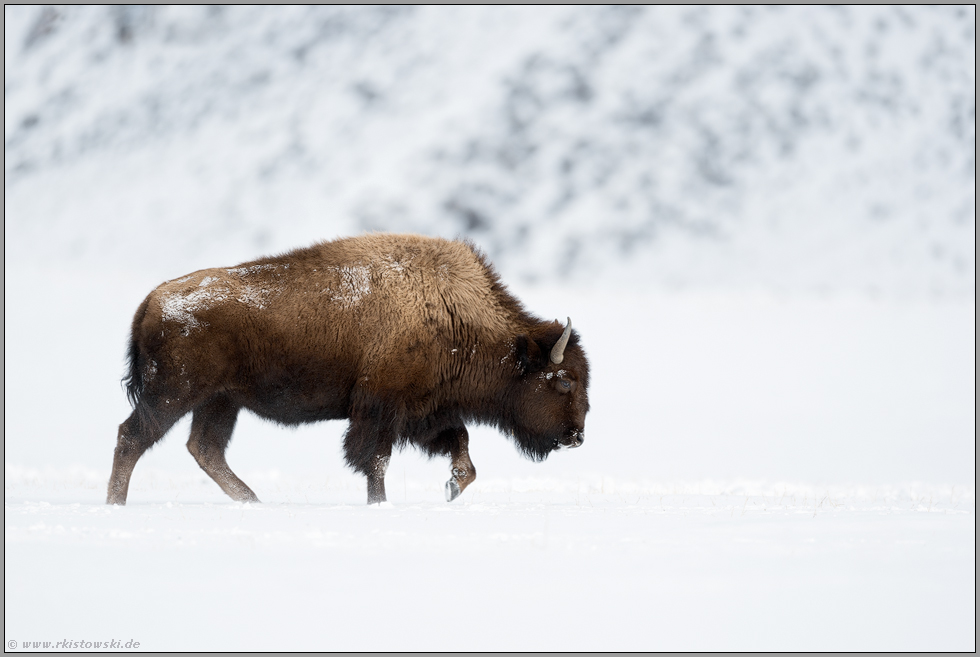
[5,475,975,652]
[5,275,976,651]
[4,5,975,652]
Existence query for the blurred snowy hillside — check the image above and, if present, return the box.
[5,5,975,295]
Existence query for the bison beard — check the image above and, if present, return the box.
[107,233,590,505]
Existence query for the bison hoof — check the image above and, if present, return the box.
[445,478,461,502]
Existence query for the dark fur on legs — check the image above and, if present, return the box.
[187,395,258,503]
[106,399,180,505]
[344,396,399,504]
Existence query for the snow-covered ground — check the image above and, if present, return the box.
[4,275,975,650]
[5,474,974,652]
[4,5,976,652]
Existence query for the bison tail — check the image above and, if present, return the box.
[122,296,150,409]
[123,335,143,408]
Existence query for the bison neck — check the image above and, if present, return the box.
[431,342,526,429]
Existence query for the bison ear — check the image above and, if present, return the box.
[514,334,542,374]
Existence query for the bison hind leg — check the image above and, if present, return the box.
[107,400,182,505]
[187,395,259,503]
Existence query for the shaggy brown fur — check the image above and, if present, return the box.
[107,233,590,505]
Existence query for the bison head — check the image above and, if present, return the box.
[506,318,590,461]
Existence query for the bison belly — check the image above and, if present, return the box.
[230,353,358,425]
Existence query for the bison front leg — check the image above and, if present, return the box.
[445,427,476,503]
[366,448,392,505]
[343,411,395,505]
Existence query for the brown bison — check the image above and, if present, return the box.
[107,233,590,505]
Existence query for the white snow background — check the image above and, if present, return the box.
[4,6,975,651]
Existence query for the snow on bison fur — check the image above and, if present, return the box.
[107,233,590,505]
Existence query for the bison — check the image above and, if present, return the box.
[107,233,590,505]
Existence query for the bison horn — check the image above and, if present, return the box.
[550,317,572,365]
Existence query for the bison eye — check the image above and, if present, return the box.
[558,379,572,392]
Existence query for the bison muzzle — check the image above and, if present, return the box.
[107,233,590,505]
